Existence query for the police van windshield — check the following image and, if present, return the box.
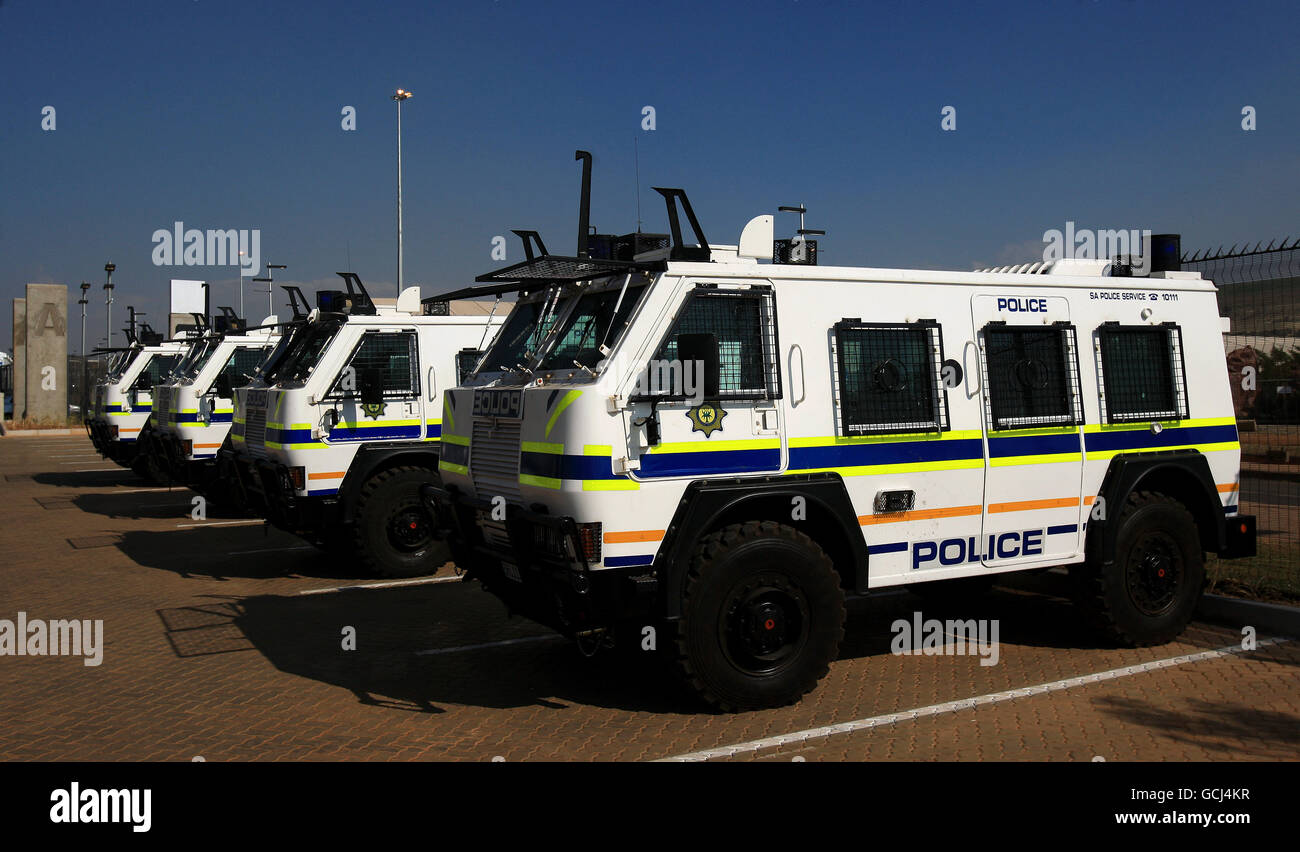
[476,288,572,375]
[256,325,301,379]
[178,339,220,383]
[537,282,647,371]
[266,319,342,384]
[106,350,138,382]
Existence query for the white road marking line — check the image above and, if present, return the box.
[414,635,563,656]
[175,519,264,529]
[656,637,1294,762]
[229,545,315,556]
[104,487,177,494]
[298,574,463,596]
[70,468,129,473]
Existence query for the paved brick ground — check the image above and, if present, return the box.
[1,436,1297,761]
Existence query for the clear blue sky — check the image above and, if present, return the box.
[2,0,1296,350]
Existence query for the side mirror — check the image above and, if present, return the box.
[359,367,384,407]
[214,373,233,399]
[677,332,720,399]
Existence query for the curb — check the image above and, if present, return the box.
[1196,593,1300,637]
[0,428,85,437]
[1026,568,1300,637]
[1242,467,1300,483]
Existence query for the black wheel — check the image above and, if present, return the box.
[1071,491,1204,646]
[907,575,994,602]
[675,521,845,711]
[352,466,450,578]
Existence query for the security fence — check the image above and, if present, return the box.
[1184,238,1300,599]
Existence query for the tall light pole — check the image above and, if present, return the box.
[392,87,412,292]
[103,262,115,348]
[78,283,90,357]
[78,282,90,421]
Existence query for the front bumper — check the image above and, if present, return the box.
[233,452,338,534]
[87,419,134,464]
[420,483,657,634]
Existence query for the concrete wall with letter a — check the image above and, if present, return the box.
[23,284,68,422]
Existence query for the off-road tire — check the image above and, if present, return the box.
[675,520,845,712]
[352,466,450,578]
[1071,491,1204,646]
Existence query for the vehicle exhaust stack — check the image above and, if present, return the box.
[575,150,593,258]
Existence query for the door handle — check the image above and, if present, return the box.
[788,344,806,407]
[427,366,436,402]
[963,340,981,399]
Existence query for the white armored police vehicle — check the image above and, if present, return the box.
[87,324,190,475]
[227,273,504,576]
[423,152,1256,711]
[144,307,282,498]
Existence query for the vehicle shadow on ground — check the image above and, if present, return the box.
[31,470,141,488]
[218,578,1122,716]
[117,527,366,581]
[73,491,252,521]
[1094,695,1300,757]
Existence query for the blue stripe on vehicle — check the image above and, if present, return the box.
[987,433,1080,458]
[639,448,781,477]
[870,541,908,554]
[308,487,339,496]
[789,438,984,470]
[328,424,423,441]
[425,423,442,439]
[1084,424,1238,452]
[1047,524,1079,535]
[604,554,654,568]
[521,452,624,481]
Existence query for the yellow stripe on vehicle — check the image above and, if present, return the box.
[545,390,582,438]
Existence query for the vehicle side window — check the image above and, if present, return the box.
[455,348,483,384]
[1095,323,1188,423]
[982,322,1083,430]
[644,284,781,400]
[834,321,948,435]
[329,331,419,399]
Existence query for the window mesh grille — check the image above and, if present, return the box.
[982,323,1083,430]
[645,285,781,400]
[833,321,948,435]
[1096,324,1189,423]
[330,332,419,399]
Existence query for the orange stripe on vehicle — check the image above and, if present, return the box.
[120,428,141,434]
[1216,483,1239,493]
[307,471,346,481]
[195,443,221,449]
[604,529,665,544]
[1084,495,1097,505]
[859,505,982,525]
[988,497,1079,513]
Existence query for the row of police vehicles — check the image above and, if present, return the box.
[87,151,1257,710]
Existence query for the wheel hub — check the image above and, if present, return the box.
[1126,532,1182,616]
[721,575,808,675]
[389,506,431,551]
